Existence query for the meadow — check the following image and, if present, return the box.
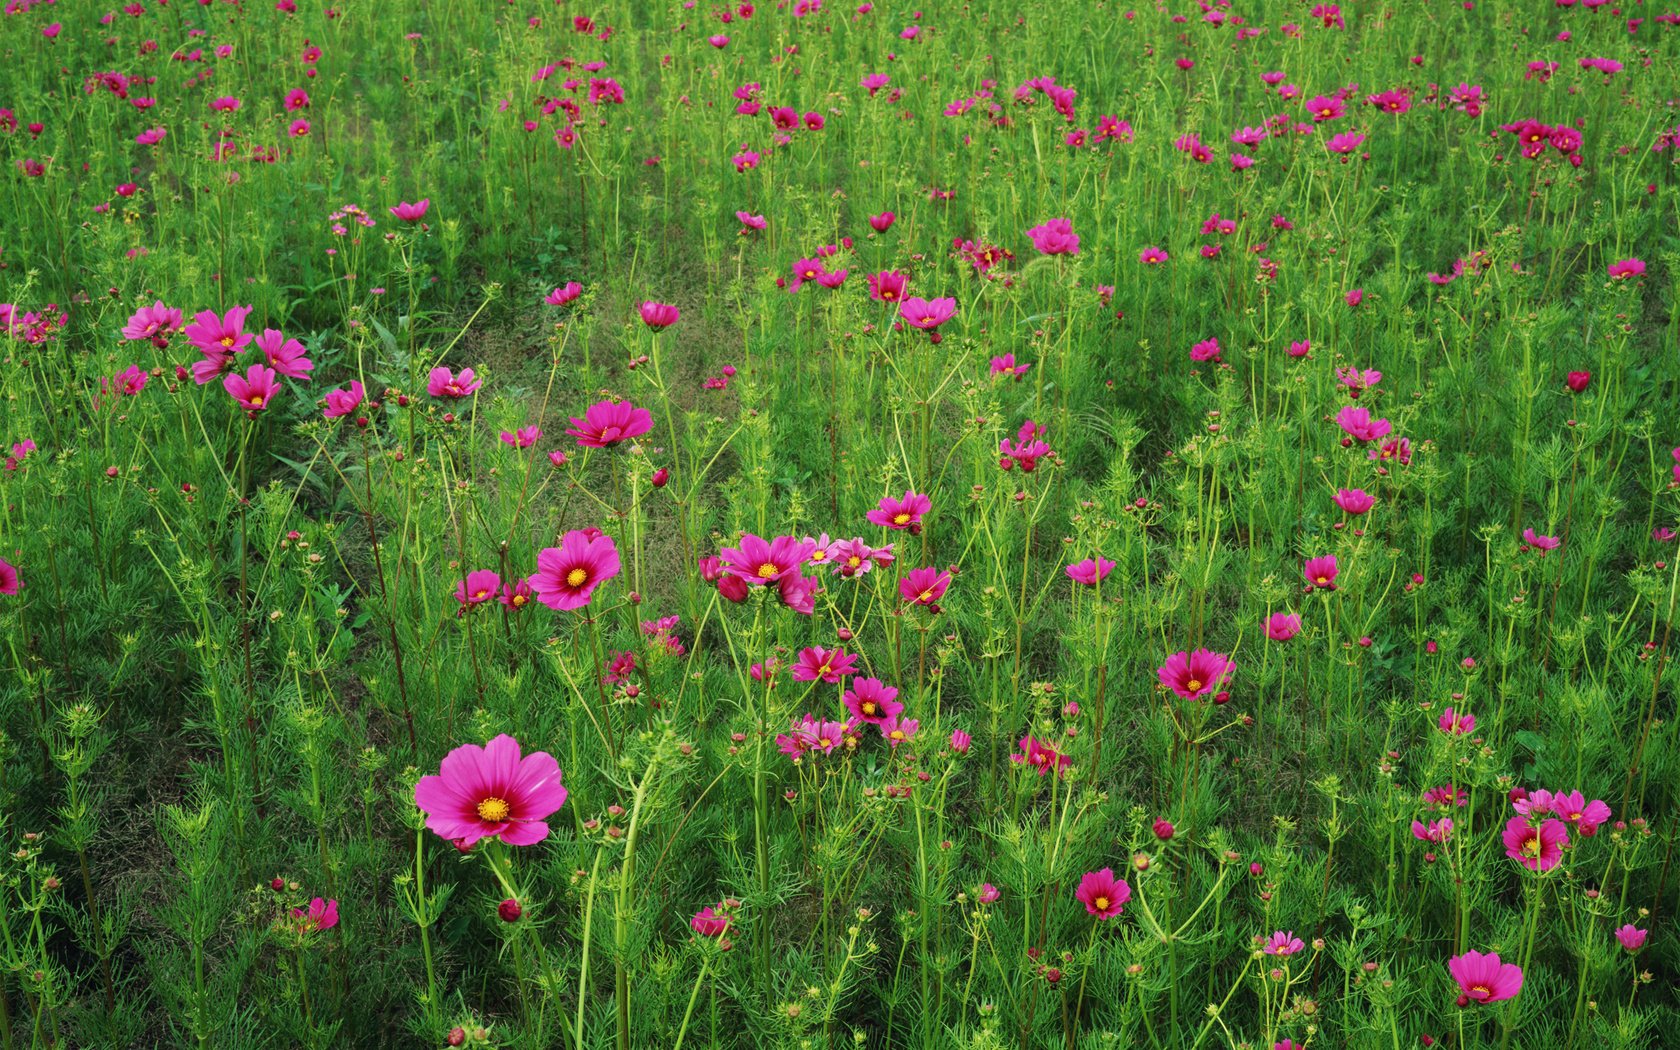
[0,0,1677,1047]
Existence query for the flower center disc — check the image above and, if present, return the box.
[566,568,588,587]
[477,797,511,822]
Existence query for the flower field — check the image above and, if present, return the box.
[1,1,1678,1047]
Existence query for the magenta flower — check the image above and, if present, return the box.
[990,354,1030,379]
[323,381,364,419]
[1026,218,1080,255]
[501,425,543,449]
[566,399,652,448]
[413,734,567,848]
[721,534,817,584]
[899,567,951,607]
[1613,925,1647,952]
[691,904,732,938]
[500,577,536,611]
[545,282,583,306]
[867,489,931,531]
[1549,791,1610,835]
[0,558,19,596]
[1502,815,1568,872]
[1412,818,1453,843]
[1438,708,1474,735]
[225,364,279,413]
[1335,406,1391,443]
[882,715,919,748]
[950,729,972,754]
[1075,868,1131,920]
[427,367,481,399]
[899,296,956,331]
[454,570,501,613]
[1011,736,1070,777]
[792,646,858,684]
[868,210,895,231]
[1303,555,1339,590]
[290,897,339,933]
[1139,246,1169,265]
[1066,556,1116,586]
[1333,489,1374,515]
[1448,950,1523,1006]
[1521,528,1560,554]
[390,199,430,223]
[868,270,908,303]
[1263,930,1305,956]
[255,329,313,379]
[639,301,681,329]
[531,530,621,611]
[843,677,903,725]
[185,305,254,358]
[1607,258,1645,279]
[122,301,183,341]
[1265,612,1302,641]
[1156,649,1233,700]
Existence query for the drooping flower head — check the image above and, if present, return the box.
[1447,950,1523,1006]
[531,530,622,611]
[413,734,567,848]
[1075,868,1130,919]
[567,400,652,448]
[691,902,734,938]
[1156,649,1234,700]
[1521,528,1560,554]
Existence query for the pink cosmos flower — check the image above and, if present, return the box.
[1502,815,1568,872]
[1190,338,1222,363]
[1448,951,1523,1006]
[999,421,1051,471]
[721,534,817,584]
[691,903,733,937]
[882,715,919,747]
[869,210,895,231]
[1438,708,1474,735]
[1613,925,1647,952]
[899,567,951,607]
[427,367,481,399]
[390,199,430,223]
[868,270,908,302]
[1011,735,1070,777]
[531,530,621,611]
[290,898,339,933]
[950,729,972,754]
[1263,930,1305,956]
[868,489,931,531]
[122,301,183,341]
[1265,612,1301,641]
[899,297,956,331]
[566,400,652,448]
[1607,258,1645,279]
[111,365,149,397]
[792,646,858,684]
[1026,218,1079,255]
[254,329,313,379]
[1521,528,1560,554]
[830,537,894,577]
[0,558,19,596]
[413,734,567,848]
[545,282,583,306]
[500,578,536,611]
[454,569,501,613]
[500,426,542,449]
[323,381,364,419]
[225,364,279,413]
[1333,489,1374,515]
[640,301,681,329]
[843,677,902,724]
[1303,555,1339,590]
[1075,868,1131,920]
[1412,818,1453,843]
[1066,556,1116,586]
[1157,649,1233,700]
[1549,791,1610,835]
[1139,246,1169,265]
[185,304,254,359]
[990,354,1030,379]
[1335,406,1391,443]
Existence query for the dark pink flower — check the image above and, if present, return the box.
[1075,868,1130,919]
[566,400,652,448]
[531,530,621,611]
[1448,950,1523,1005]
[413,734,567,848]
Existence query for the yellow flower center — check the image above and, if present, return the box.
[892,512,911,525]
[756,562,779,579]
[890,730,906,741]
[1316,576,1329,584]
[1094,896,1110,911]
[250,396,265,407]
[811,550,828,562]
[566,568,588,587]
[1522,836,1540,857]
[1470,984,1490,998]
[512,595,526,607]
[220,335,236,347]
[477,797,511,822]
[1186,679,1202,692]
[862,701,877,716]
[919,590,934,603]
[473,590,488,600]
[818,664,831,676]
[846,556,862,568]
